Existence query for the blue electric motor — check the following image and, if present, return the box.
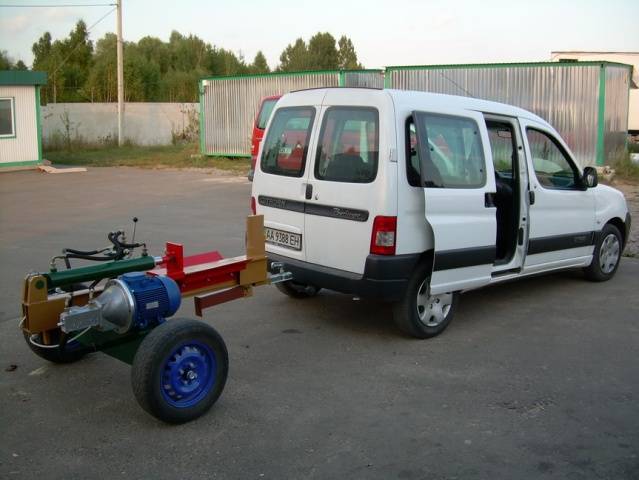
[98,272,182,333]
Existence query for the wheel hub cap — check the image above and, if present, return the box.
[416,281,453,327]
[599,233,620,274]
[161,342,216,408]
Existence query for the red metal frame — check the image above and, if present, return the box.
[152,242,248,296]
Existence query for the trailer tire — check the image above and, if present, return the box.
[22,329,89,364]
[131,318,228,424]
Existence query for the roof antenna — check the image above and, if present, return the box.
[438,71,476,98]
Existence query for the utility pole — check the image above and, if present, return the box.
[116,0,124,146]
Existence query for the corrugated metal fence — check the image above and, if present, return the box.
[200,70,384,156]
[200,63,632,166]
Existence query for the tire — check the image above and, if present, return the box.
[583,223,623,282]
[23,329,89,364]
[275,281,321,299]
[393,262,459,339]
[131,318,228,424]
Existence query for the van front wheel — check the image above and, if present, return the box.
[393,264,458,339]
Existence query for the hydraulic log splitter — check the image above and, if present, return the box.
[20,215,289,423]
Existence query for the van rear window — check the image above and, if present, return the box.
[315,107,379,183]
[260,107,315,178]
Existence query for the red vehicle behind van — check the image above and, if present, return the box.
[248,95,281,181]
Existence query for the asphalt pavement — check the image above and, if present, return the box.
[1,168,637,479]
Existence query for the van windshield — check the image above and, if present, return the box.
[260,107,315,178]
[257,99,278,130]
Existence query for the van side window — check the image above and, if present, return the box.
[526,128,580,190]
[260,107,315,177]
[406,120,420,186]
[315,107,379,183]
[412,113,486,188]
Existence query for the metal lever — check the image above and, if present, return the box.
[305,184,313,200]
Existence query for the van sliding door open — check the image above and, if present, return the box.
[412,110,497,294]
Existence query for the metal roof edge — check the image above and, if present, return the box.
[0,70,48,86]
[200,68,383,82]
[384,60,634,71]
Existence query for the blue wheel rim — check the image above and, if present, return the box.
[160,341,217,408]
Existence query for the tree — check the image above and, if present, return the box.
[278,38,309,72]
[307,32,339,70]
[0,50,14,70]
[337,36,362,70]
[251,51,270,74]
[277,33,363,72]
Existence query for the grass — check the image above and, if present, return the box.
[611,145,639,183]
[44,143,251,175]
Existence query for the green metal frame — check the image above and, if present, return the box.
[205,152,251,158]
[0,96,17,139]
[198,80,205,155]
[35,86,43,163]
[384,60,633,72]
[596,64,607,166]
[0,160,41,168]
[200,68,382,82]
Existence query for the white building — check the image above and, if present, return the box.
[551,51,638,134]
[0,70,47,169]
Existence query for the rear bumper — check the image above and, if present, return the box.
[267,252,421,302]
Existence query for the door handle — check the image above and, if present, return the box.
[528,191,535,205]
[305,183,313,200]
[485,192,496,208]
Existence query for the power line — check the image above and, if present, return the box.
[50,6,116,76]
[0,3,115,7]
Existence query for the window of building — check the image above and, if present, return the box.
[0,98,15,137]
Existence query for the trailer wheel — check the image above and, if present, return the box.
[131,318,228,424]
[22,329,89,364]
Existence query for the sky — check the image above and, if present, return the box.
[1,0,638,69]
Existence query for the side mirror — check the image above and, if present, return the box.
[583,166,598,188]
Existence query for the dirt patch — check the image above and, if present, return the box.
[608,180,639,257]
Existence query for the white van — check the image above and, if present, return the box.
[251,88,631,338]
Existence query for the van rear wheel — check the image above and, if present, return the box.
[393,263,458,339]
[275,281,321,299]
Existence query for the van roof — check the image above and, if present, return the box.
[281,87,551,128]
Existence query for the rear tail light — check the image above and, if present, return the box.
[250,196,256,215]
[370,216,397,255]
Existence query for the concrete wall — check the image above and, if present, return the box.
[0,85,39,165]
[41,102,199,147]
[551,52,639,131]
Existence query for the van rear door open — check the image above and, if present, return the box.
[412,109,497,294]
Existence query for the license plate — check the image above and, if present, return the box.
[265,227,302,251]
